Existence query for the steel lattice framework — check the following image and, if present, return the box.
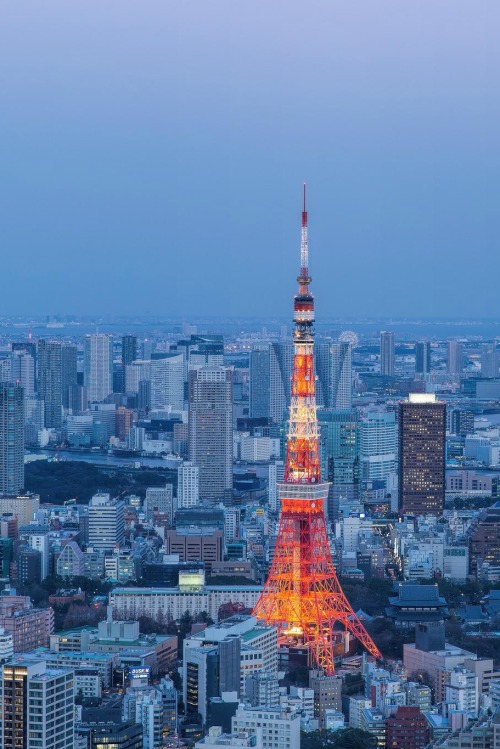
[253,186,381,675]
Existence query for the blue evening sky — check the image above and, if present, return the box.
[1,1,499,319]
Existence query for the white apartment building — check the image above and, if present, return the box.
[88,493,125,552]
[177,462,200,509]
[232,706,300,749]
[84,334,113,403]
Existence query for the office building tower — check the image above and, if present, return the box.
[0,383,24,495]
[68,384,88,413]
[17,546,42,585]
[251,341,352,421]
[150,354,184,410]
[125,360,151,394]
[188,367,233,502]
[359,409,397,482]
[0,659,75,749]
[9,351,35,397]
[184,635,241,724]
[380,331,395,376]
[318,410,359,518]
[249,343,292,424]
[122,335,138,366]
[316,342,352,410]
[178,462,200,508]
[61,344,78,408]
[88,492,125,552]
[84,334,113,402]
[37,340,63,428]
[448,341,464,375]
[415,341,431,374]
[481,343,498,378]
[398,394,446,516]
[12,341,37,382]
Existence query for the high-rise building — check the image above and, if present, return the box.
[398,394,446,516]
[9,351,35,397]
[88,492,125,552]
[359,409,397,482]
[415,341,431,374]
[250,341,352,421]
[37,340,63,428]
[481,343,498,378]
[380,331,395,376]
[448,341,464,375]
[249,343,292,424]
[150,354,184,410]
[188,367,233,502]
[0,383,24,494]
[178,462,200,508]
[122,335,138,366]
[0,658,75,749]
[316,342,352,410]
[84,334,113,402]
[318,410,359,518]
[61,344,78,408]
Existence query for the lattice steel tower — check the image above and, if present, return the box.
[253,186,381,674]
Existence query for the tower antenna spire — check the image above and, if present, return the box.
[253,187,381,675]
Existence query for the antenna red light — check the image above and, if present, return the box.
[302,183,307,227]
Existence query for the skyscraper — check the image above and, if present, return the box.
[415,341,431,374]
[316,342,352,410]
[150,354,184,410]
[37,340,63,428]
[398,394,446,516]
[447,341,463,375]
[318,410,359,518]
[84,334,113,402]
[122,335,138,366]
[188,366,233,502]
[481,343,498,379]
[249,343,292,423]
[9,351,35,397]
[0,383,24,495]
[359,409,397,482]
[250,341,352,422]
[380,331,395,376]
[61,344,78,408]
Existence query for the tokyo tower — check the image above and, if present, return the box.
[253,186,381,675]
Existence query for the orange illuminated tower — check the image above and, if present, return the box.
[253,186,381,674]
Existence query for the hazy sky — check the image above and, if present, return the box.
[1,2,500,319]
